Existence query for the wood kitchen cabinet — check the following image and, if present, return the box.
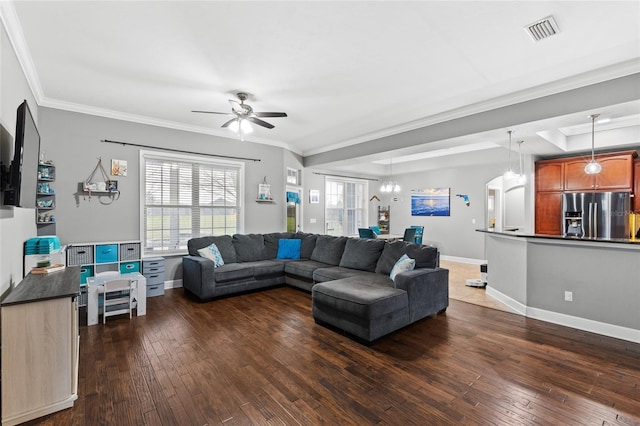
[634,158,640,212]
[564,152,635,192]
[535,160,564,192]
[535,192,563,235]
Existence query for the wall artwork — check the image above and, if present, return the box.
[309,189,320,204]
[111,159,128,176]
[411,188,450,216]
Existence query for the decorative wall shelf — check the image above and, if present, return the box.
[255,199,276,204]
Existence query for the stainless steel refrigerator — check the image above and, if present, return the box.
[562,192,630,239]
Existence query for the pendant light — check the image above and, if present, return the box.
[380,158,400,193]
[516,140,527,185]
[584,114,602,175]
[503,130,516,180]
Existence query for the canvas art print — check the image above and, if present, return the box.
[111,159,127,176]
[411,188,450,216]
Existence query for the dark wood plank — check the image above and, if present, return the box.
[23,287,640,425]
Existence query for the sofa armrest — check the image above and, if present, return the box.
[393,267,449,322]
[182,255,217,300]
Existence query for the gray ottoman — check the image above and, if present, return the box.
[312,278,410,343]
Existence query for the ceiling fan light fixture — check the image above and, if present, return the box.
[240,118,253,134]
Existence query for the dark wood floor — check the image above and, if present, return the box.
[26,287,640,425]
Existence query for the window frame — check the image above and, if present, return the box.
[324,176,368,236]
[139,150,245,255]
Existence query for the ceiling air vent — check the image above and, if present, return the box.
[525,16,560,42]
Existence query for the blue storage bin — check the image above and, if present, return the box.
[119,261,141,274]
[95,244,118,263]
[79,265,94,285]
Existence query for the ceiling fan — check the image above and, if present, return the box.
[192,92,287,138]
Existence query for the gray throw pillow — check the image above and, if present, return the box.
[294,232,318,259]
[188,235,237,264]
[310,235,348,265]
[339,238,385,272]
[375,240,408,275]
[406,243,438,268]
[232,234,268,262]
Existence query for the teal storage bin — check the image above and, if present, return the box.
[95,244,118,263]
[79,265,94,285]
[120,261,140,274]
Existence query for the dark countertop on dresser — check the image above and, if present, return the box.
[1,266,80,307]
[476,228,640,245]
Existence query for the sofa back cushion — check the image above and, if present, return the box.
[339,238,385,272]
[406,243,439,268]
[294,232,318,259]
[264,232,294,258]
[188,235,237,264]
[310,235,348,265]
[375,240,408,275]
[233,234,268,262]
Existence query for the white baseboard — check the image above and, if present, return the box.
[485,286,526,315]
[164,279,183,289]
[440,255,486,265]
[486,286,640,344]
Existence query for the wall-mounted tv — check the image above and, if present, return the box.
[3,100,40,208]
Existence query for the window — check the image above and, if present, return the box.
[324,177,367,236]
[140,151,243,254]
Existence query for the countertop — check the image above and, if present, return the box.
[476,228,640,245]
[1,266,80,307]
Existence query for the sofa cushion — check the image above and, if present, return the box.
[406,244,439,268]
[375,241,408,275]
[293,232,318,259]
[310,235,348,266]
[313,266,364,283]
[339,238,385,272]
[285,260,331,280]
[243,260,285,277]
[312,279,408,319]
[390,254,416,283]
[277,239,301,259]
[264,232,294,258]
[197,243,224,267]
[233,234,268,262]
[214,263,254,283]
[188,235,237,264]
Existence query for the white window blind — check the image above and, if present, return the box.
[324,177,367,236]
[141,152,242,254]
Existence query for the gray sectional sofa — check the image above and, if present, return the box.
[182,232,449,343]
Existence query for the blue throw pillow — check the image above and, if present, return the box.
[277,238,301,260]
[390,254,415,284]
[197,243,225,267]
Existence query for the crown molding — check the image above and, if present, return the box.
[0,1,45,103]
[303,59,640,157]
[39,97,298,153]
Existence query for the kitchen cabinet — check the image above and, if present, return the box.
[634,158,640,212]
[564,152,635,192]
[535,160,564,192]
[1,268,80,426]
[535,192,563,235]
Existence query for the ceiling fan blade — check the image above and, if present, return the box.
[229,99,247,114]
[221,118,238,128]
[247,117,275,129]
[253,112,288,118]
[192,110,232,115]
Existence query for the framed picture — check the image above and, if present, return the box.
[111,159,127,176]
[309,189,320,204]
[411,188,450,216]
[106,180,118,192]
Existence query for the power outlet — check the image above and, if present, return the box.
[564,291,573,302]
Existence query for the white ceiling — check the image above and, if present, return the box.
[4,1,640,175]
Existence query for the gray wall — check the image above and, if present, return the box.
[1,20,38,296]
[38,108,290,282]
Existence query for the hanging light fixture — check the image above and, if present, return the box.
[584,114,602,175]
[228,118,253,141]
[503,130,516,180]
[516,140,527,184]
[380,158,400,193]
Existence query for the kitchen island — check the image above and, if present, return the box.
[478,229,640,344]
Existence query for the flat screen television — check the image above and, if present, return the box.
[3,100,40,208]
